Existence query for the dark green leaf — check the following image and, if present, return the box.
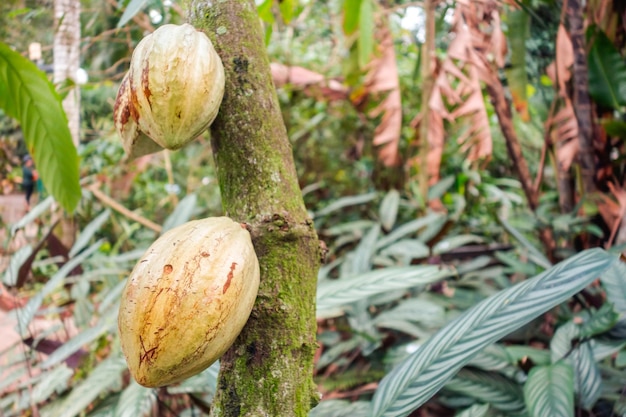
[588,29,626,109]
[0,42,80,213]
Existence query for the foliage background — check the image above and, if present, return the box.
[1,0,626,416]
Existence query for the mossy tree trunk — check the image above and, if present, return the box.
[189,1,320,416]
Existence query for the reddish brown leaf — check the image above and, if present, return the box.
[270,63,349,101]
[364,24,402,166]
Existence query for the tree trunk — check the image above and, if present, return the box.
[53,0,81,146]
[53,0,80,249]
[189,2,321,416]
[565,0,596,195]
[418,0,436,200]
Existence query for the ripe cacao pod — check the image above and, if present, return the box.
[118,217,260,387]
[126,23,225,150]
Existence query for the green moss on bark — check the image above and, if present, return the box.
[189,1,320,416]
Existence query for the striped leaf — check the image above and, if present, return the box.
[369,249,617,417]
[454,403,490,417]
[317,266,454,318]
[47,355,127,417]
[70,209,110,257]
[114,380,156,417]
[571,342,602,409]
[15,240,104,336]
[445,368,524,412]
[524,362,574,417]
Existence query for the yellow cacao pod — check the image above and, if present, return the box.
[118,217,260,387]
[126,23,225,150]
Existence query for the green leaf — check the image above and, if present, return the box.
[601,260,626,313]
[315,192,377,217]
[379,189,400,231]
[3,245,32,286]
[278,0,295,24]
[117,0,148,28]
[446,368,525,412]
[466,344,513,372]
[570,342,601,409]
[379,239,430,263]
[454,403,490,417]
[358,0,374,69]
[49,355,127,417]
[588,29,626,109]
[257,0,275,24]
[15,240,104,336]
[375,212,446,250]
[10,196,55,235]
[524,362,574,417]
[31,365,73,404]
[504,9,530,120]
[369,249,617,417]
[317,265,454,318]
[162,193,197,233]
[40,313,117,368]
[498,215,551,269]
[114,380,156,417]
[432,235,484,255]
[343,0,362,35]
[505,346,551,366]
[70,209,110,257]
[309,399,371,417]
[600,119,626,138]
[348,224,380,274]
[577,303,619,338]
[167,361,220,394]
[0,43,80,213]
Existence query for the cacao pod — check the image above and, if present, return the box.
[126,23,225,150]
[113,72,163,159]
[118,217,260,387]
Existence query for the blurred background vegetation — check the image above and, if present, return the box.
[1,0,626,416]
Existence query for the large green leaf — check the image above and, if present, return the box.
[524,362,574,417]
[369,249,617,417]
[0,42,80,213]
[588,29,626,109]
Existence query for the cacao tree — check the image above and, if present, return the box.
[187,1,321,415]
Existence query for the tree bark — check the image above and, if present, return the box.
[189,2,320,416]
[418,0,436,200]
[565,0,596,195]
[485,80,556,261]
